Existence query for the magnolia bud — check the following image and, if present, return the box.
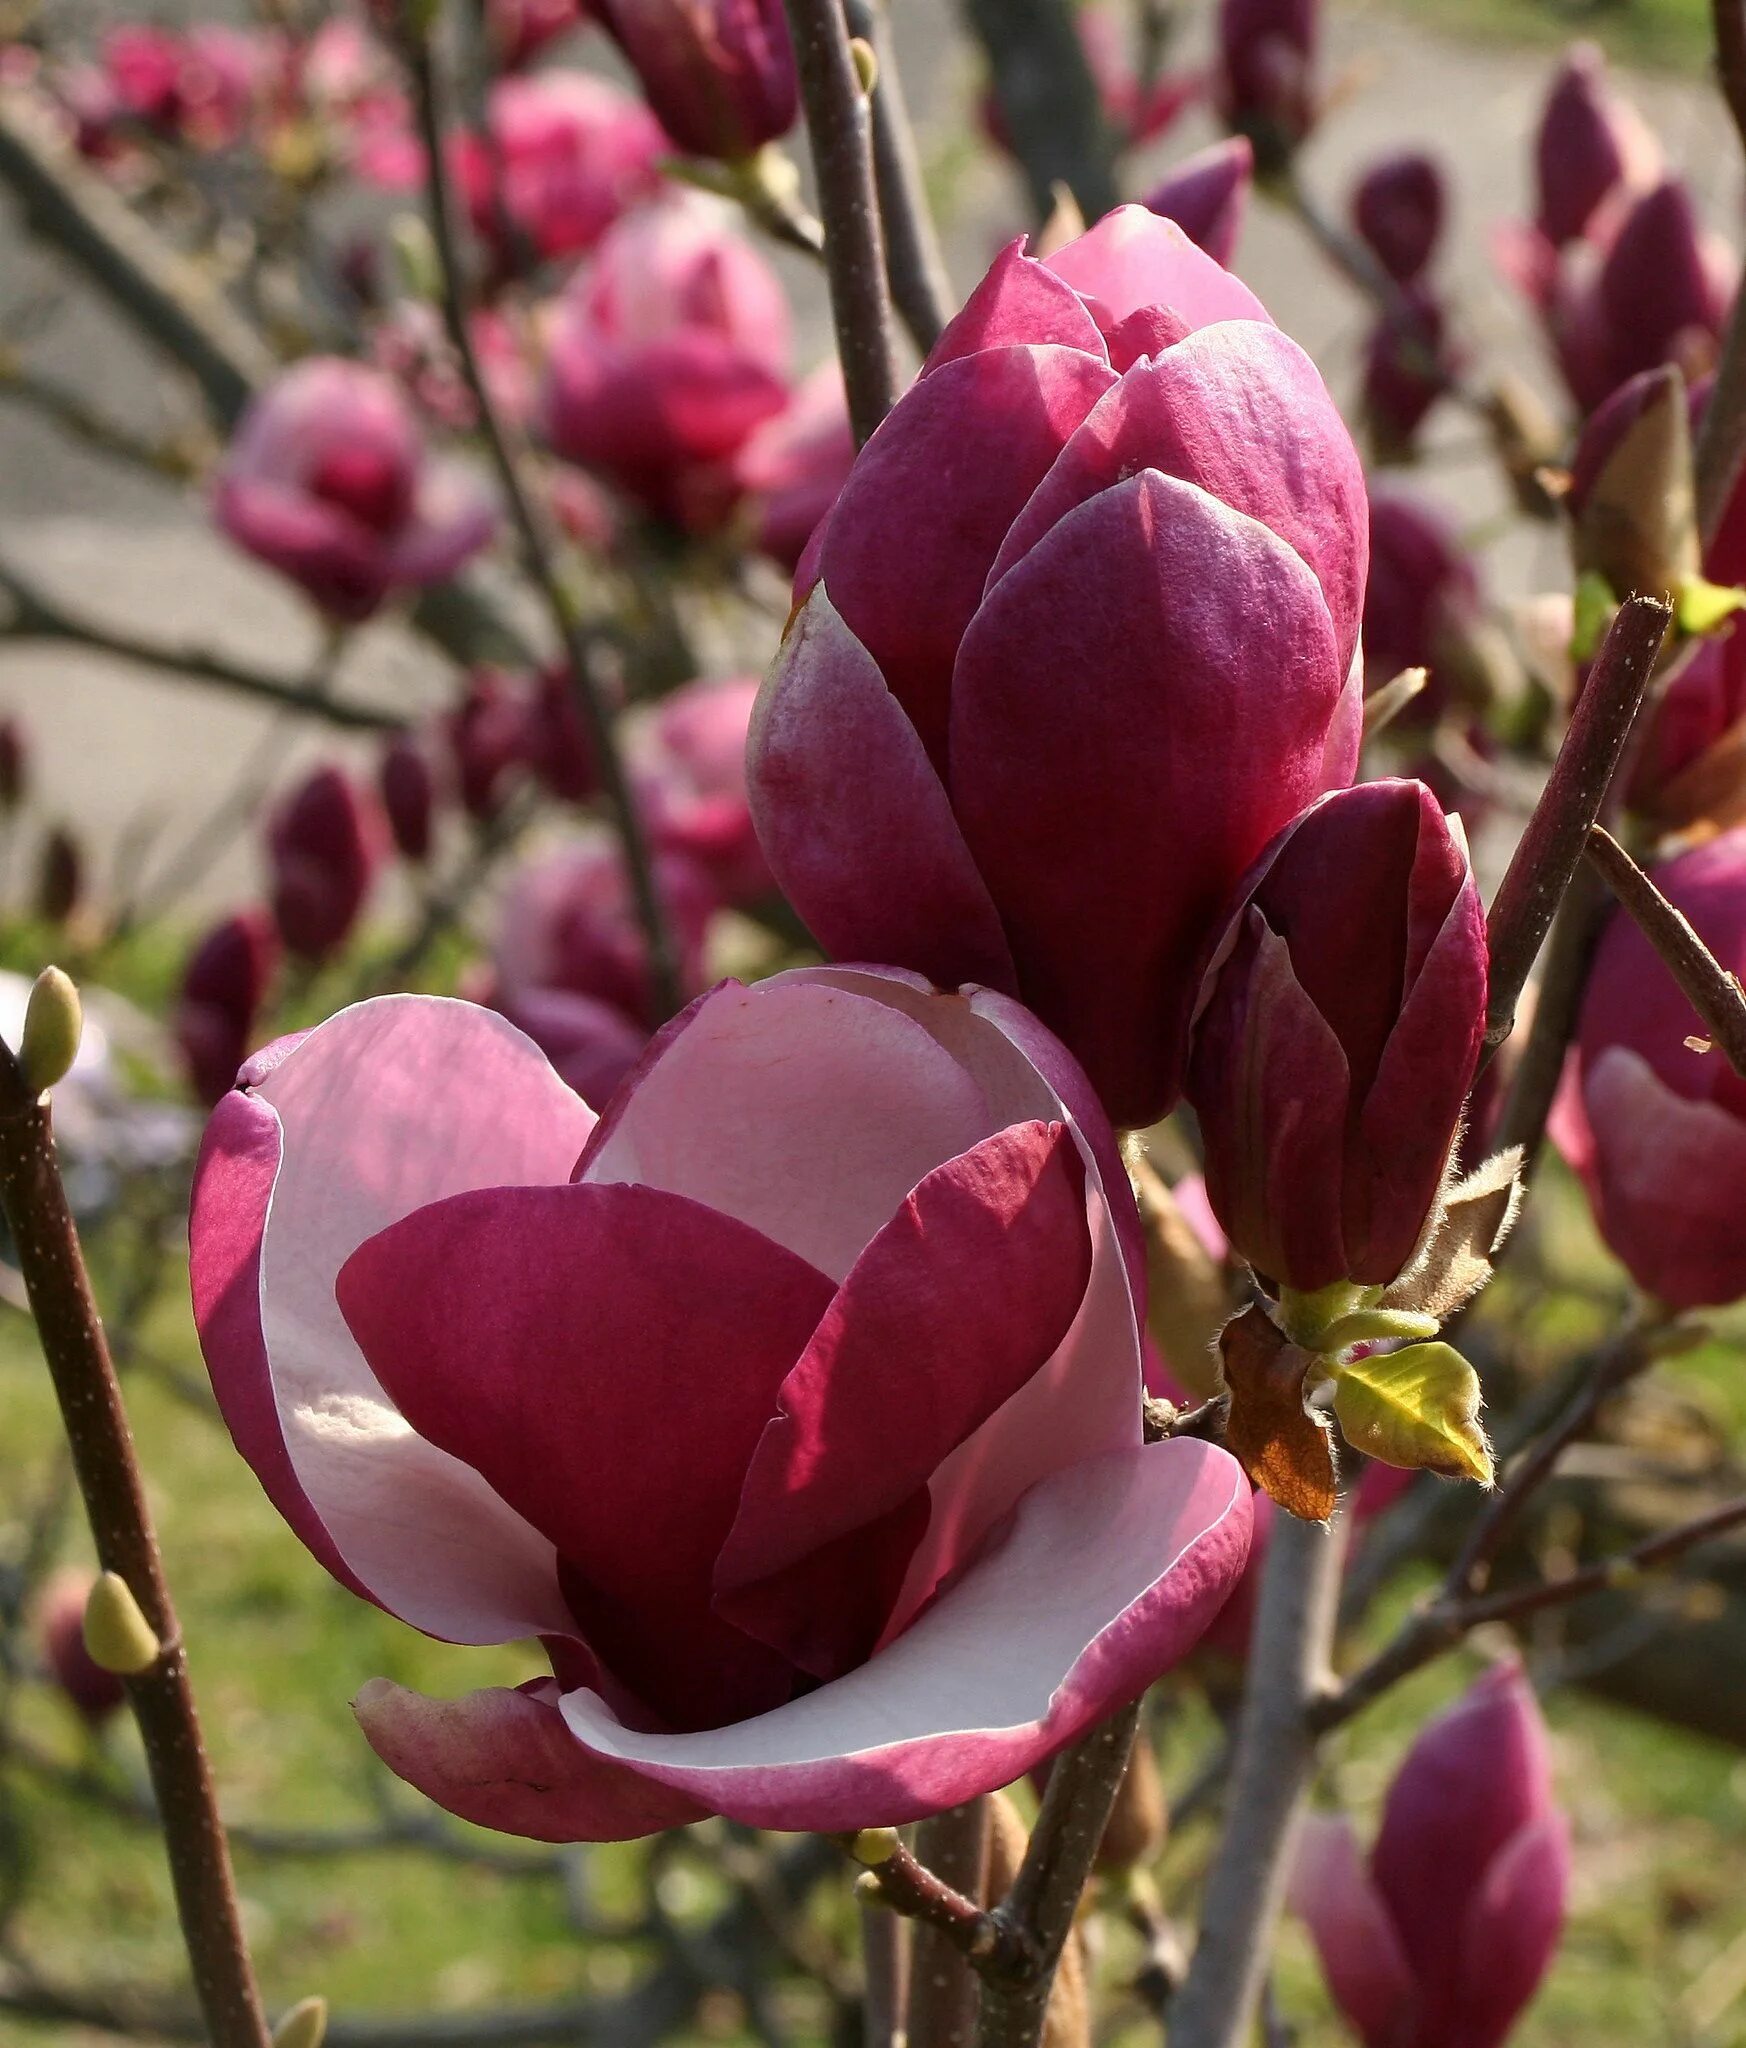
[1351,151,1445,285]
[0,717,27,811]
[1569,365,1700,607]
[37,1567,126,1724]
[273,1997,329,2048]
[849,36,877,95]
[1140,137,1253,266]
[82,1571,161,1677]
[20,965,82,1094]
[35,826,83,927]
[378,735,437,864]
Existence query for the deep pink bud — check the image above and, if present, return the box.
[593,0,796,162]
[379,734,438,863]
[446,670,528,821]
[266,764,385,962]
[1361,285,1456,458]
[1351,151,1445,285]
[1363,487,1481,711]
[0,715,27,810]
[450,73,666,266]
[1186,780,1486,1291]
[37,1567,126,1726]
[520,666,600,803]
[1534,42,1657,247]
[176,907,281,1106]
[1216,0,1318,172]
[1626,633,1746,830]
[541,194,791,527]
[1141,137,1253,266]
[36,825,83,926]
[1293,1662,1568,2048]
[749,209,1367,1128]
[1554,828,1746,1307]
[490,982,648,1107]
[215,358,494,622]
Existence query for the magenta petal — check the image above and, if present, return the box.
[355,1677,709,1843]
[189,1091,371,1604]
[716,1121,1091,1677]
[952,470,1343,1127]
[1044,205,1270,332]
[748,590,1017,997]
[819,344,1118,764]
[558,1440,1252,1832]
[925,240,1110,367]
[215,474,389,621]
[1288,1813,1417,2048]
[1445,1813,1570,2048]
[988,326,1367,673]
[336,1181,835,1728]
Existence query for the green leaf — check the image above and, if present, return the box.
[1570,571,1616,663]
[1330,1341,1493,1485]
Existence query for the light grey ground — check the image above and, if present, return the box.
[0,2,1734,910]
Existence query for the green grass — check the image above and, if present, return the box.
[1380,0,1713,73]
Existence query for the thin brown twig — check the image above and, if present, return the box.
[843,0,952,355]
[1587,825,1746,1077]
[400,14,682,1018]
[846,1836,1010,1967]
[0,1034,269,2046]
[908,1800,991,2048]
[1482,593,1670,1057]
[782,0,900,443]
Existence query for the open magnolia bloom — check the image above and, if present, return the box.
[189,969,1251,1840]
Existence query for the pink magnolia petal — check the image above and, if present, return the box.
[1044,205,1270,332]
[819,343,1118,765]
[337,1181,835,1728]
[574,977,1001,1281]
[925,238,1110,367]
[557,1441,1251,1832]
[192,995,596,1643]
[1287,1812,1418,2048]
[355,1676,709,1843]
[1444,1814,1570,2048]
[747,591,1017,995]
[716,1121,1091,1678]
[214,474,390,622]
[988,325,1367,673]
[952,470,1343,1128]
[388,461,497,584]
[1582,1047,1746,1308]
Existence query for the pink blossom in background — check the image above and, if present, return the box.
[630,675,772,906]
[542,194,792,526]
[446,669,532,822]
[1290,1662,1569,2048]
[1361,284,1460,458]
[592,0,796,163]
[1216,0,1318,170]
[1141,137,1253,266]
[452,71,668,267]
[378,735,438,864]
[729,359,855,572]
[750,206,1366,1128]
[486,0,590,71]
[1553,827,1746,1309]
[214,358,495,620]
[1187,780,1486,1292]
[1532,42,1659,249]
[176,908,281,1109]
[292,18,419,189]
[1350,151,1446,285]
[487,831,716,1025]
[1362,486,1482,709]
[265,764,387,963]
[188,973,1251,1838]
[102,22,264,150]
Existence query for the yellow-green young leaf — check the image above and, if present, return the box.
[1330,1342,1493,1485]
[1677,576,1746,639]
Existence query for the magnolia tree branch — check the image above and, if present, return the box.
[401,12,683,1018]
[959,0,1118,224]
[783,0,901,442]
[1165,1513,1349,2048]
[0,554,406,731]
[1695,0,1746,541]
[974,1701,1141,2048]
[1587,825,1746,1076]
[1482,592,1670,1057]
[908,1800,991,2048]
[0,1025,269,2047]
[844,0,953,354]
